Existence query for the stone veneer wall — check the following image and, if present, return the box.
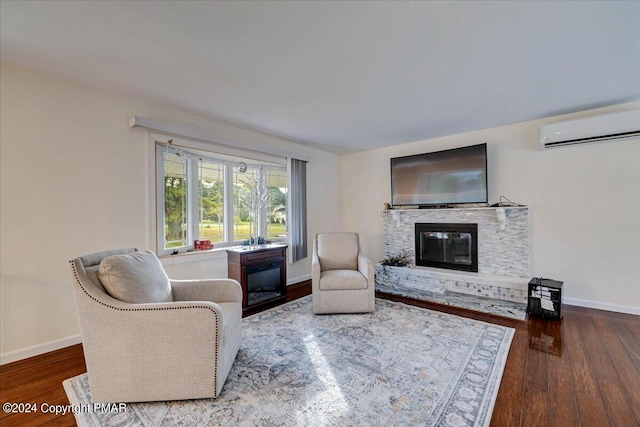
[375,264,529,304]
[382,207,530,278]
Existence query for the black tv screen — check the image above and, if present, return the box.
[391,143,488,206]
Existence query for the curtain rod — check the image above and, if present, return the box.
[129,115,310,163]
[157,140,285,168]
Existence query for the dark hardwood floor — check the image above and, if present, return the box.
[1,285,638,426]
[0,344,86,426]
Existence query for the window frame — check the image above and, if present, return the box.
[156,148,193,253]
[151,134,288,256]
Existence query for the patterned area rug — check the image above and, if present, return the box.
[64,296,513,426]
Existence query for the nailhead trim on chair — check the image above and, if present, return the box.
[70,259,220,396]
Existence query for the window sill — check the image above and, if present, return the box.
[159,247,228,266]
[159,239,288,266]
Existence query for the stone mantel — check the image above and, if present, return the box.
[382,206,530,278]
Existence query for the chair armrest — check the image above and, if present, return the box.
[312,252,322,290]
[170,278,242,303]
[358,254,374,285]
[80,300,226,339]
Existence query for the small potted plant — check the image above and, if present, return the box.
[380,249,413,272]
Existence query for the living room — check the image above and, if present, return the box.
[1,2,639,426]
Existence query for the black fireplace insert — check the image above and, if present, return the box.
[415,223,478,272]
[246,261,283,306]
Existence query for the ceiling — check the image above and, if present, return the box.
[1,1,639,154]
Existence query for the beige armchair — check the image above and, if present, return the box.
[312,232,375,314]
[69,248,242,403]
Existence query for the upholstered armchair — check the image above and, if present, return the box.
[312,232,375,314]
[69,248,242,403]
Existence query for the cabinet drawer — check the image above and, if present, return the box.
[245,249,285,262]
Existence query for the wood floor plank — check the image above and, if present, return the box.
[490,325,527,427]
[563,311,611,426]
[521,389,549,427]
[521,325,550,427]
[547,355,580,427]
[597,378,638,427]
[545,318,580,427]
[625,317,640,338]
[578,311,637,427]
[605,315,640,372]
[595,314,640,423]
[0,344,85,427]
[605,310,640,322]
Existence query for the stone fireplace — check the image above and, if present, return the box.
[378,207,530,304]
[415,222,478,272]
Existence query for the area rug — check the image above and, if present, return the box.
[64,296,514,427]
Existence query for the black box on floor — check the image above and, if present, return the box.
[527,277,563,320]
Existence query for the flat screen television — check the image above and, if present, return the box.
[390,143,488,207]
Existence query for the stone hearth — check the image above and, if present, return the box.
[375,264,528,304]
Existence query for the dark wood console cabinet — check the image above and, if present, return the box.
[227,244,288,314]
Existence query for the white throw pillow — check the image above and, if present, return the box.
[98,250,172,303]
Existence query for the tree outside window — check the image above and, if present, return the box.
[163,153,188,249]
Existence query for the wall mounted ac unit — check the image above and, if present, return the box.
[540,109,640,149]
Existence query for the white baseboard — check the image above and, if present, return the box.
[564,297,640,316]
[287,274,311,286]
[1,334,82,365]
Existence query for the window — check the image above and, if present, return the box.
[162,152,189,250]
[156,141,287,254]
[264,168,288,239]
[198,159,225,244]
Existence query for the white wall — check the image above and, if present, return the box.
[0,62,342,362]
[341,103,640,314]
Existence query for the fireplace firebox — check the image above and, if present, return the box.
[415,223,478,272]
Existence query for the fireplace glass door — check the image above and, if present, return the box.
[421,231,472,265]
[246,261,284,306]
[415,223,478,272]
